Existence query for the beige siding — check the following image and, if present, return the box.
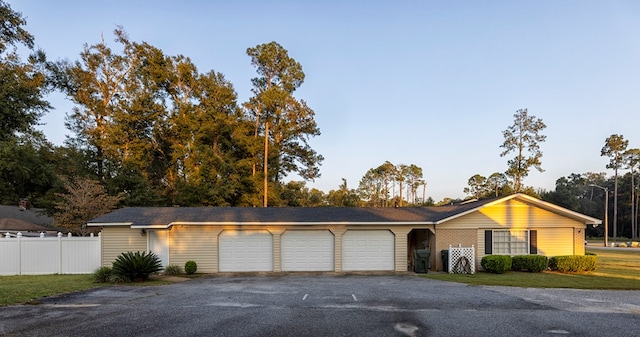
[535,227,574,256]
[268,229,285,272]
[101,226,147,267]
[445,199,586,230]
[574,228,585,255]
[329,227,347,272]
[169,226,221,273]
[390,227,410,272]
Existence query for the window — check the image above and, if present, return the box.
[492,230,529,255]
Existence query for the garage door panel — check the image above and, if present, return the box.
[219,230,273,272]
[281,230,334,271]
[342,230,394,271]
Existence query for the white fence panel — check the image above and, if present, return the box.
[61,238,101,274]
[0,239,19,275]
[21,238,58,275]
[0,232,101,276]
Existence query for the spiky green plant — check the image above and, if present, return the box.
[111,251,163,282]
[93,266,112,283]
[164,264,182,276]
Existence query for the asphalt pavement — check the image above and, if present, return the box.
[1,274,639,337]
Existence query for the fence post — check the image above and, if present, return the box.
[17,232,22,275]
[58,232,63,274]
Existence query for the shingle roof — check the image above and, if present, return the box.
[0,205,53,226]
[0,218,52,232]
[88,197,498,226]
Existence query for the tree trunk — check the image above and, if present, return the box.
[632,171,636,240]
[614,167,618,240]
[263,120,269,207]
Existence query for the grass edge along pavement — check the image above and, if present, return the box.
[2,248,640,306]
[423,248,640,289]
[0,274,175,307]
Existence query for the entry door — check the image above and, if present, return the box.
[149,230,169,267]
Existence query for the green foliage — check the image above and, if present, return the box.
[184,260,197,275]
[511,255,548,272]
[164,264,182,276]
[481,255,512,274]
[111,251,163,282]
[245,41,323,206]
[93,266,113,283]
[500,108,547,192]
[0,135,58,205]
[549,255,597,272]
[357,161,426,207]
[0,1,50,142]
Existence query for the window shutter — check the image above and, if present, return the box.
[529,230,537,254]
[484,230,492,254]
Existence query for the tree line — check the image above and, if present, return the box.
[0,2,323,211]
[2,1,637,240]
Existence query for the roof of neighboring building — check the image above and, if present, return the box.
[0,218,52,232]
[88,194,601,228]
[0,205,54,229]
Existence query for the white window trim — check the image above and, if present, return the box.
[492,230,530,256]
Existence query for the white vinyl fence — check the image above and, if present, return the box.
[1,232,101,276]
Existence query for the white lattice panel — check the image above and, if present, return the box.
[448,245,475,274]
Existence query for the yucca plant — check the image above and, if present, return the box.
[93,266,113,283]
[164,264,182,276]
[112,251,163,282]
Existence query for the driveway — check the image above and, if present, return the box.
[1,274,640,337]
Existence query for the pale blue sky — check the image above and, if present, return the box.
[10,0,640,202]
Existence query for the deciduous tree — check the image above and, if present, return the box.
[0,0,51,141]
[54,176,123,236]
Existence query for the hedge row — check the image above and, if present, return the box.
[480,254,597,274]
[511,255,548,272]
[549,255,597,272]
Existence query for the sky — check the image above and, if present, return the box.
[8,0,640,202]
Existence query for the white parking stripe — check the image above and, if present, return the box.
[352,294,358,302]
[302,294,309,301]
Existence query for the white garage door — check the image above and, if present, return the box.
[219,230,273,272]
[281,230,334,271]
[342,230,394,271]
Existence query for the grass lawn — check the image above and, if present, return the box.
[0,274,173,307]
[423,248,640,289]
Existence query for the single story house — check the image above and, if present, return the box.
[87,193,601,273]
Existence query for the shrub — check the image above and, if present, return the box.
[511,255,548,272]
[108,273,128,284]
[93,266,112,283]
[185,260,197,275]
[111,251,163,282]
[164,264,182,276]
[549,255,597,272]
[481,255,512,274]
